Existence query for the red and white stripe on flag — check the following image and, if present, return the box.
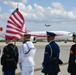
[5,8,25,40]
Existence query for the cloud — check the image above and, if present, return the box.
[0,6,2,11]
[0,0,27,3]
[4,1,26,9]
[9,0,27,3]
[51,2,64,10]
[20,2,75,23]
[1,1,76,25]
[0,13,9,31]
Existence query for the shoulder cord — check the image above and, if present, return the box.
[10,46,16,55]
[10,45,16,51]
[24,43,31,54]
[48,44,52,58]
[22,42,35,55]
[49,44,59,59]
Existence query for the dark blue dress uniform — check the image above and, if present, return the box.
[41,32,60,75]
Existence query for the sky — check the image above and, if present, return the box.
[0,0,76,33]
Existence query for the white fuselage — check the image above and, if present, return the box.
[28,31,72,41]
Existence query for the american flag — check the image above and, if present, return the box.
[5,8,26,40]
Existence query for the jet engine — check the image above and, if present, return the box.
[30,36,37,43]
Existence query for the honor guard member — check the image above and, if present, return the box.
[1,38,19,75]
[41,31,61,75]
[19,33,36,75]
[67,33,76,75]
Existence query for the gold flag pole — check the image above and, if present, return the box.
[17,3,19,8]
[14,39,16,45]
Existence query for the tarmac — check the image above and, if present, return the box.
[0,41,73,75]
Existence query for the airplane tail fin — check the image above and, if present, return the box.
[25,28,31,33]
[0,27,3,31]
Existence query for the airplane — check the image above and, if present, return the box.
[0,26,73,43]
[28,31,73,43]
[45,24,51,27]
